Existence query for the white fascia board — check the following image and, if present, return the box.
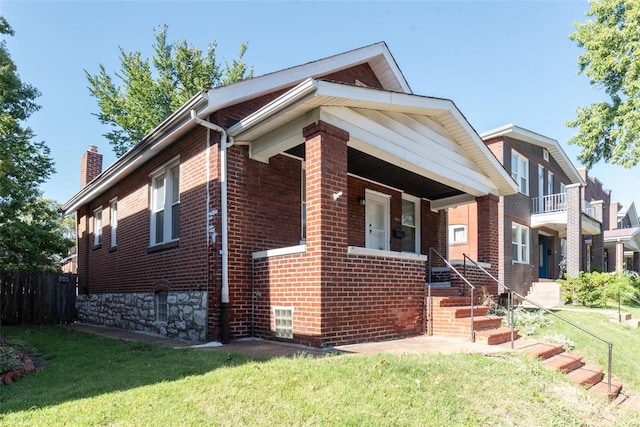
[481,123,584,187]
[430,194,477,211]
[61,94,207,215]
[201,43,411,118]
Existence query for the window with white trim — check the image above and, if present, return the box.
[547,171,554,196]
[511,150,529,195]
[538,165,544,199]
[93,207,102,246]
[511,223,530,263]
[301,163,306,241]
[110,198,118,248]
[401,194,420,253]
[150,159,180,246]
[448,225,467,244]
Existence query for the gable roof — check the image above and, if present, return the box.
[61,43,410,214]
[228,78,517,204]
[480,124,585,187]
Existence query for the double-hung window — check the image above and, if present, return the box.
[511,150,529,195]
[110,198,118,248]
[511,223,530,263]
[93,207,103,247]
[401,194,420,253]
[150,159,180,246]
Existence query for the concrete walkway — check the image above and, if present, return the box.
[61,323,514,358]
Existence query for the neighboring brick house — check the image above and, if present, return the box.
[449,124,603,296]
[61,43,517,347]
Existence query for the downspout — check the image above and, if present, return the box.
[191,109,232,344]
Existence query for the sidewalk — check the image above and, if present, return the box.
[61,323,513,358]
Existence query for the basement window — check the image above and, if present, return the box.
[155,291,168,322]
[274,307,293,339]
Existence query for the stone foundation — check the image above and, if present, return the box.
[76,291,207,341]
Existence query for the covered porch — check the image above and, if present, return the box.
[229,79,517,346]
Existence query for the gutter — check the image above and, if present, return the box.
[190,110,233,344]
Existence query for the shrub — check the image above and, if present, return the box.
[559,271,610,307]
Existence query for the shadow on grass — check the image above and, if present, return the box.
[0,325,323,415]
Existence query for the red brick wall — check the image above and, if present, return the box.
[80,147,103,188]
[76,126,212,298]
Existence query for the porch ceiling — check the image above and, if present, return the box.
[228,79,517,208]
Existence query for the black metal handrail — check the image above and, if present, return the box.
[618,291,640,323]
[427,248,476,342]
[462,253,614,396]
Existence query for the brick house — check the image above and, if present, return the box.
[61,43,517,347]
[449,124,604,297]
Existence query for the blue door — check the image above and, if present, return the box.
[538,236,548,278]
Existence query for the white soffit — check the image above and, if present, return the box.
[481,123,584,187]
[230,80,518,198]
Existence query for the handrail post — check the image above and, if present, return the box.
[509,291,514,349]
[608,342,613,396]
[618,291,621,323]
[470,287,474,342]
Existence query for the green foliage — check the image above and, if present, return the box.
[86,25,253,157]
[501,307,554,335]
[559,270,640,307]
[567,0,640,168]
[0,17,70,271]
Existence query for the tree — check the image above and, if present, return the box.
[86,25,253,157]
[567,0,640,168]
[0,17,72,270]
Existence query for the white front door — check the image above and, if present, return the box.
[366,190,390,250]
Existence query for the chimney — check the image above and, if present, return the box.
[80,145,103,188]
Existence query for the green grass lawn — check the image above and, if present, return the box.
[527,304,640,392]
[0,325,638,426]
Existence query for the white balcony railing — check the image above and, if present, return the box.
[532,193,567,214]
[531,193,595,218]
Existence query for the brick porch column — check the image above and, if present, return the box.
[303,121,349,344]
[590,200,605,272]
[566,184,582,277]
[634,252,640,272]
[476,194,499,295]
[615,241,625,273]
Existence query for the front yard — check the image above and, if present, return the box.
[1,322,637,426]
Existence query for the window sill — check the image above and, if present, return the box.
[252,244,306,259]
[512,260,531,265]
[109,245,117,253]
[347,246,428,261]
[148,240,180,254]
[92,244,102,251]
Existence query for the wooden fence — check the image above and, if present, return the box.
[0,271,77,325]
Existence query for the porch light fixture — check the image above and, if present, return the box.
[358,196,366,205]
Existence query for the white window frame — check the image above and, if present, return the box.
[93,207,102,247]
[110,198,118,248]
[511,150,529,195]
[150,158,180,246]
[365,189,390,251]
[448,225,467,244]
[401,194,420,253]
[547,170,554,196]
[538,165,544,199]
[511,223,530,264]
[301,162,306,242]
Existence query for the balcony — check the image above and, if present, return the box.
[531,193,600,236]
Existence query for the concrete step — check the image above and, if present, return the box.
[475,327,519,345]
[589,378,623,400]
[441,306,489,318]
[522,342,565,360]
[566,365,603,386]
[541,352,584,373]
[522,282,562,309]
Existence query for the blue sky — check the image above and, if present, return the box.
[4,0,640,207]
